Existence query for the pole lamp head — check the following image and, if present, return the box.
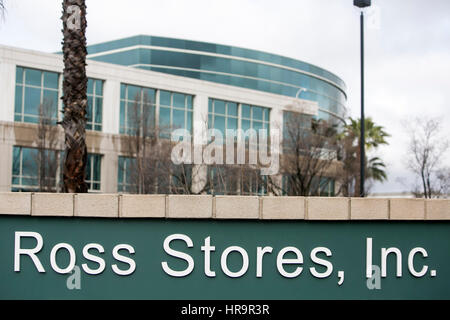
[353,0,371,8]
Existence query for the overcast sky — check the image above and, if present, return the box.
[1,0,449,194]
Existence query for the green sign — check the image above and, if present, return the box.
[0,215,449,299]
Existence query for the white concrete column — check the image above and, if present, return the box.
[191,94,208,193]
[268,108,284,193]
[0,62,16,122]
[100,152,118,193]
[102,79,121,134]
[0,142,13,192]
[193,94,208,146]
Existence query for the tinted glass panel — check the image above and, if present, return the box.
[227,102,237,116]
[214,100,225,115]
[242,104,251,118]
[160,91,171,106]
[128,85,141,101]
[172,109,185,129]
[252,107,263,120]
[95,80,103,96]
[87,79,94,94]
[44,72,58,89]
[186,96,193,109]
[25,69,41,86]
[173,93,185,108]
[214,115,225,133]
[15,85,23,114]
[16,67,24,84]
[24,87,41,116]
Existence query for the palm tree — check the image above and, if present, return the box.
[60,0,88,192]
[367,156,387,182]
[338,117,390,196]
[345,117,390,151]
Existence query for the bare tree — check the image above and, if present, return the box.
[405,117,449,198]
[435,168,450,198]
[203,164,266,195]
[120,92,166,194]
[0,0,5,17]
[34,99,63,192]
[268,112,339,196]
[120,107,273,196]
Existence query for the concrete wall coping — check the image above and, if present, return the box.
[0,193,449,220]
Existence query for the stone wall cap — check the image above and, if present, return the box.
[0,193,447,220]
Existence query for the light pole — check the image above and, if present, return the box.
[354,0,371,197]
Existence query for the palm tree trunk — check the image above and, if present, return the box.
[60,0,88,193]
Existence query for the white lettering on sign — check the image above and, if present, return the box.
[13,231,136,276]
[82,243,106,275]
[408,247,429,277]
[12,232,439,287]
[14,231,45,273]
[160,234,337,280]
[201,236,216,277]
[161,233,195,277]
[366,237,437,280]
[221,246,249,278]
[112,244,136,276]
[276,247,303,278]
[256,246,273,278]
[310,247,333,278]
[50,243,76,274]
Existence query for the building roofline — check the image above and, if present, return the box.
[85,34,348,94]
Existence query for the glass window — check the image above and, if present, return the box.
[128,85,141,101]
[186,96,193,110]
[241,119,251,132]
[208,98,270,143]
[24,87,41,119]
[173,109,186,130]
[208,99,213,113]
[160,106,171,127]
[15,85,23,115]
[25,69,41,86]
[95,80,103,95]
[43,90,58,119]
[227,117,238,131]
[86,154,102,191]
[160,90,171,106]
[15,67,59,124]
[214,115,225,133]
[157,90,194,138]
[16,67,24,84]
[252,107,263,120]
[242,104,251,118]
[120,83,126,98]
[120,83,156,135]
[44,72,59,89]
[117,156,137,193]
[173,93,185,108]
[11,146,58,192]
[214,100,226,115]
[86,79,103,131]
[227,102,238,116]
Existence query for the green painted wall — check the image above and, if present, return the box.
[0,215,448,300]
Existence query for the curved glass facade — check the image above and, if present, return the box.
[87,35,347,122]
